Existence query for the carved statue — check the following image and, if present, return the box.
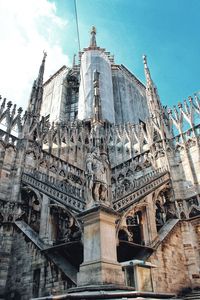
[155,200,165,226]
[86,152,94,191]
[85,147,109,206]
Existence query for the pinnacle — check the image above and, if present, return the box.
[90,25,97,47]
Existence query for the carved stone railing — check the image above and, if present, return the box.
[22,170,86,212]
[113,167,167,201]
[113,171,170,212]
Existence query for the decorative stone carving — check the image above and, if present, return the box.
[21,187,41,233]
[50,204,81,244]
[0,200,24,224]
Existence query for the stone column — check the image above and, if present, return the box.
[77,204,125,286]
[39,194,49,244]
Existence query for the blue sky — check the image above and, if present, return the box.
[57,0,200,108]
[0,0,200,109]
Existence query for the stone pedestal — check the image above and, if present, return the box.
[77,205,125,286]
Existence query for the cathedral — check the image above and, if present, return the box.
[0,27,200,300]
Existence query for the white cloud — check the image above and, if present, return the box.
[0,0,70,110]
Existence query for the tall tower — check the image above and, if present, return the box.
[78,26,115,123]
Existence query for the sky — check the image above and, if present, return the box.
[0,0,200,111]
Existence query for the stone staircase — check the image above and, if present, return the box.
[113,170,170,212]
[151,218,179,248]
[15,220,78,285]
[22,171,85,213]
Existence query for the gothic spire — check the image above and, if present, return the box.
[37,51,47,86]
[143,55,153,87]
[72,54,76,68]
[28,51,47,116]
[90,26,97,48]
[143,55,162,114]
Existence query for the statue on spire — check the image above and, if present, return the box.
[90,26,97,48]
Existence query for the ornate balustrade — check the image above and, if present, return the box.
[22,170,86,212]
[113,170,170,212]
[113,166,167,200]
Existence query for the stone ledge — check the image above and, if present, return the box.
[32,289,176,299]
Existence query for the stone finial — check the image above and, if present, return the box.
[177,102,182,108]
[188,96,193,103]
[43,50,47,61]
[143,54,155,93]
[72,54,76,67]
[17,107,23,115]
[11,104,16,117]
[39,51,47,83]
[142,54,152,83]
[168,108,172,114]
[143,54,147,67]
[90,25,97,47]
[91,25,96,35]
[7,101,12,109]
